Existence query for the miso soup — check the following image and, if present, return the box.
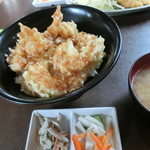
[132,65,150,111]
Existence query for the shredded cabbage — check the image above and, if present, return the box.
[66,0,124,10]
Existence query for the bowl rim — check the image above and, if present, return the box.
[128,52,150,113]
[0,4,122,105]
[129,53,150,82]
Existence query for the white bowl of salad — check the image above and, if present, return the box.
[25,107,122,150]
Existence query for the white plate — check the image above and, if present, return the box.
[25,107,122,150]
[32,0,150,16]
[32,0,66,8]
[104,5,150,16]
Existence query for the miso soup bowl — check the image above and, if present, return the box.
[128,53,150,113]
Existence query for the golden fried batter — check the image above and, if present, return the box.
[117,0,150,8]
[6,5,106,98]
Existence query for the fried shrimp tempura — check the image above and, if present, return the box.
[117,0,150,8]
[6,5,106,98]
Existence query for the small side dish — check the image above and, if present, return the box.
[6,5,106,98]
[36,112,70,149]
[25,107,122,150]
[72,114,114,150]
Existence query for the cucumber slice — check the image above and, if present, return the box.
[0,29,3,33]
[92,115,104,124]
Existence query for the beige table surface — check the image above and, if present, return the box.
[0,0,150,150]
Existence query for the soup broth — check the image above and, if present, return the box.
[132,64,150,111]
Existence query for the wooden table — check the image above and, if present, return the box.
[0,0,150,149]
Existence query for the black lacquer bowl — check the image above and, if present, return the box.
[0,5,122,104]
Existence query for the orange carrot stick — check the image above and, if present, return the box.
[99,134,105,142]
[107,144,112,150]
[101,127,113,150]
[94,145,99,150]
[80,142,85,150]
[72,134,82,150]
[90,131,103,149]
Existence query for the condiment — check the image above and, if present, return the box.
[132,64,150,111]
